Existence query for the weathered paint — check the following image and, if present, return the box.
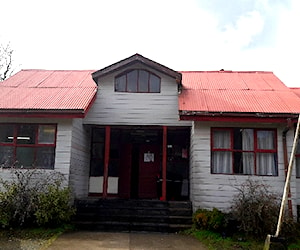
[68,118,91,198]
[190,121,298,216]
[84,63,191,127]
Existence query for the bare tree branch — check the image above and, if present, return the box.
[0,43,14,81]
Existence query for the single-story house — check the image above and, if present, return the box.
[1,54,300,219]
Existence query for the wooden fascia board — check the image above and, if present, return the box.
[180,112,299,123]
[0,110,86,118]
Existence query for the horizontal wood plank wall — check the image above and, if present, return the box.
[190,121,298,216]
[83,63,191,127]
[69,118,91,198]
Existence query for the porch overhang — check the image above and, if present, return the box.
[179,111,299,123]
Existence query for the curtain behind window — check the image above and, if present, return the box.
[242,129,254,174]
[212,130,232,173]
[256,131,276,175]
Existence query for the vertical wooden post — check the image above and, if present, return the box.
[274,115,300,237]
[162,126,167,201]
[103,126,111,198]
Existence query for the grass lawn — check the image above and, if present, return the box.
[183,228,300,250]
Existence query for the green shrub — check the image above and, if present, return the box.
[230,179,280,239]
[193,208,226,232]
[0,183,17,227]
[0,171,39,227]
[0,169,75,228]
[35,184,75,227]
[280,217,300,243]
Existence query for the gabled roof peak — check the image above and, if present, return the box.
[92,54,181,84]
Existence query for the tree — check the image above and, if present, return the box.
[0,42,14,81]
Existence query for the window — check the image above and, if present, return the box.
[296,140,300,178]
[115,69,161,93]
[90,128,105,176]
[211,128,277,176]
[0,124,56,169]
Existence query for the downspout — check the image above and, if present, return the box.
[282,119,293,217]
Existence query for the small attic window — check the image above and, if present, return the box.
[115,69,161,93]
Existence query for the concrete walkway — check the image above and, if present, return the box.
[46,231,207,250]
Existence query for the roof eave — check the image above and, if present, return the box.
[0,109,86,118]
[179,111,299,123]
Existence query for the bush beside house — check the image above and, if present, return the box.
[0,169,75,228]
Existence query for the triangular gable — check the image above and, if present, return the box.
[92,54,182,84]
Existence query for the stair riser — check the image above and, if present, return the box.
[74,199,192,233]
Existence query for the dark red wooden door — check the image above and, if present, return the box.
[138,144,160,199]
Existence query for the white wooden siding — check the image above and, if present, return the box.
[190,121,298,216]
[84,63,191,127]
[69,118,91,198]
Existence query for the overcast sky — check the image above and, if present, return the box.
[1,0,299,86]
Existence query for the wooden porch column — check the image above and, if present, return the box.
[103,126,111,198]
[162,126,167,201]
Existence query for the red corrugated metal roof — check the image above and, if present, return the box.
[2,68,300,118]
[179,71,300,114]
[0,70,97,117]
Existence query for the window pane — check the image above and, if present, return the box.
[297,141,300,155]
[257,130,275,150]
[0,124,14,143]
[16,147,35,168]
[92,143,104,158]
[17,125,36,144]
[242,129,254,150]
[296,157,300,178]
[38,125,56,144]
[242,152,254,174]
[92,128,105,143]
[138,70,149,92]
[256,153,277,175]
[115,75,126,92]
[233,128,242,150]
[149,74,160,93]
[213,130,231,149]
[233,151,243,173]
[212,151,232,173]
[127,70,138,92]
[36,147,55,169]
[90,160,104,176]
[0,146,14,167]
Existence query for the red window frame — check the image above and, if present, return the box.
[115,69,161,93]
[211,127,278,176]
[0,123,57,169]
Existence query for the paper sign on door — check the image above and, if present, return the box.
[144,152,154,162]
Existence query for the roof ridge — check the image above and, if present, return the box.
[21,69,96,72]
[180,70,273,73]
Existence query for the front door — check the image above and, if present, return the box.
[138,144,160,199]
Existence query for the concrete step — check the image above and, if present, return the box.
[73,199,192,233]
